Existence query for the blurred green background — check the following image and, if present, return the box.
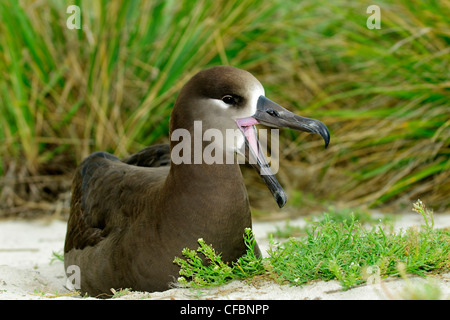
[0,0,448,218]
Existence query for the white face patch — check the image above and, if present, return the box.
[246,85,265,117]
[208,84,265,113]
[209,98,231,110]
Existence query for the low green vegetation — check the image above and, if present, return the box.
[50,250,64,264]
[29,288,79,298]
[174,200,449,290]
[174,228,266,288]
[271,206,395,238]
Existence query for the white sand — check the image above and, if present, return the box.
[0,214,449,300]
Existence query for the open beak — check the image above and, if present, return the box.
[236,96,330,208]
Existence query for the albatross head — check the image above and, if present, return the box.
[170,66,330,208]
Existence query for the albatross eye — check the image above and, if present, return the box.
[222,95,237,105]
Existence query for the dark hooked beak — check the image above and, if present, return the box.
[254,96,330,147]
[236,96,330,208]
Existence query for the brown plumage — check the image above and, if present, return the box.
[64,66,330,296]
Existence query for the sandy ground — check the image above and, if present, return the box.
[0,213,449,300]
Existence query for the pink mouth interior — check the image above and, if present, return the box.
[236,117,274,176]
[236,117,260,162]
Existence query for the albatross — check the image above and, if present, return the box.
[64,66,330,296]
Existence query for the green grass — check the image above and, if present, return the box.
[0,0,282,172]
[262,0,450,208]
[271,206,395,238]
[174,228,265,288]
[50,250,64,264]
[110,288,132,299]
[174,200,450,290]
[30,288,80,298]
[0,0,449,211]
